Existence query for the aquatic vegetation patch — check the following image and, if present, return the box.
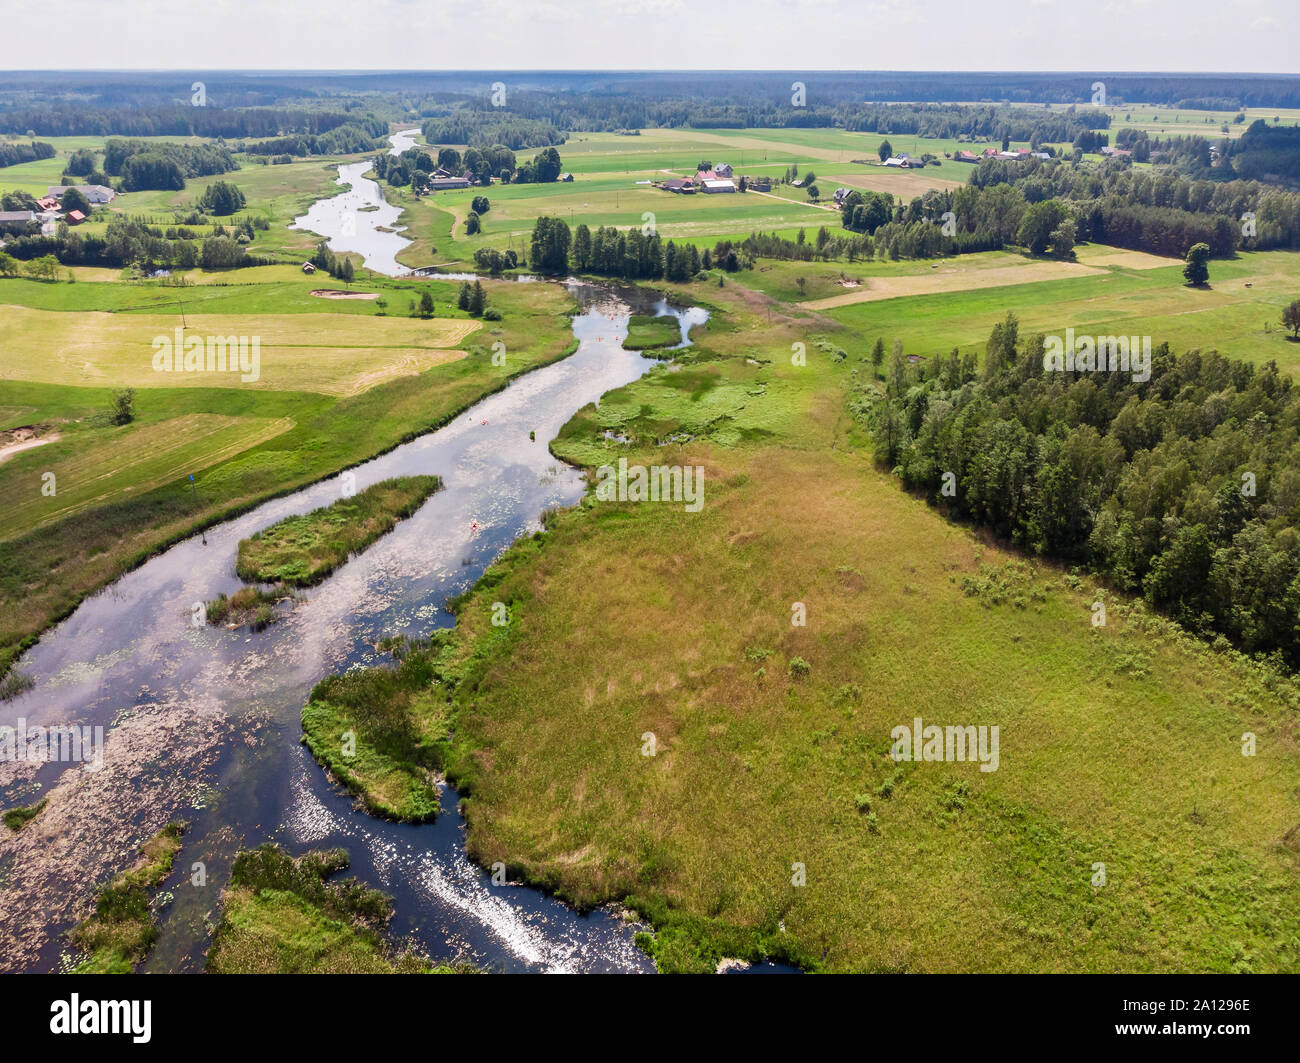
[2,796,47,832]
[236,475,442,587]
[301,634,456,822]
[207,844,455,973]
[205,585,297,631]
[622,313,681,351]
[66,821,185,973]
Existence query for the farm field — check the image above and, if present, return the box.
[0,304,480,394]
[816,249,1300,374]
[0,272,578,677]
[0,413,295,539]
[1044,102,1300,140]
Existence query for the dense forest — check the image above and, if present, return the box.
[963,143,1300,252]
[9,71,1300,144]
[0,102,380,139]
[857,315,1300,667]
[5,70,1300,112]
[0,140,55,168]
[420,114,564,151]
[237,118,387,158]
[102,138,239,191]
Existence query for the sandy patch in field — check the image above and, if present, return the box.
[310,289,380,300]
[1073,247,1180,270]
[827,169,966,194]
[803,260,1106,309]
[0,427,58,465]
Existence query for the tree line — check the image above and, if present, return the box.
[0,140,54,168]
[857,313,1300,668]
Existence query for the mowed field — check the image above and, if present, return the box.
[438,277,1300,973]
[1044,102,1300,141]
[815,249,1300,375]
[0,413,294,539]
[0,303,479,395]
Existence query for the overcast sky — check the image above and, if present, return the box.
[5,0,1295,73]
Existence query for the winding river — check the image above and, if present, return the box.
[0,134,726,974]
[289,128,422,275]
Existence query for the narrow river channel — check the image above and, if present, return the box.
[0,133,725,973]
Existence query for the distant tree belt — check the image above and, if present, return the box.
[239,120,388,158]
[0,141,55,167]
[861,312,1300,668]
[963,138,1300,252]
[7,73,1300,133]
[421,115,565,150]
[102,138,239,191]
[0,104,379,139]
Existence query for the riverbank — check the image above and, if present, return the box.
[0,278,579,683]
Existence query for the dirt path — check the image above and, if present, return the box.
[0,432,58,465]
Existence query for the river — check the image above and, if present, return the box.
[288,128,422,276]
[0,132,781,974]
[0,137,721,974]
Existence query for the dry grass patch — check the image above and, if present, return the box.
[804,260,1107,309]
[0,306,479,395]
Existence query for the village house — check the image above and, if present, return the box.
[742,175,771,192]
[953,150,979,163]
[65,209,86,225]
[426,168,472,190]
[48,184,116,204]
[659,177,696,193]
[699,177,736,193]
[0,209,37,232]
[833,187,853,205]
[714,162,733,177]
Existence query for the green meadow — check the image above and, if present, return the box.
[819,249,1300,375]
[308,273,1300,972]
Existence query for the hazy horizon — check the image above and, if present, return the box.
[5,0,1296,75]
